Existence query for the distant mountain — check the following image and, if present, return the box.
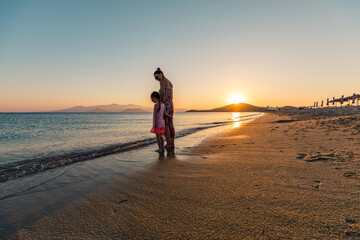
[56,104,152,113]
[122,108,150,113]
[55,104,187,113]
[86,108,107,113]
[187,103,266,112]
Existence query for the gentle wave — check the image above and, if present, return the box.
[0,121,228,183]
[0,113,263,183]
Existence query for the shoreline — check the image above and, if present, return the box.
[2,111,360,239]
[0,112,262,183]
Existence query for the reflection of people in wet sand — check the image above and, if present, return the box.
[154,67,175,149]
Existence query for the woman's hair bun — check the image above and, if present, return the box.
[154,67,164,75]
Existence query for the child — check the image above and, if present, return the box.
[150,91,166,152]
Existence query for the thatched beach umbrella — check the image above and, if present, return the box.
[352,93,356,104]
[330,97,341,106]
[341,93,360,106]
[354,94,360,105]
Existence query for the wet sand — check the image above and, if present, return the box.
[5,109,360,239]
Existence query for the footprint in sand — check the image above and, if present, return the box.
[113,207,118,213]
[343,172,357,178]
[304,153,335,162]
[345,231,360,237]
[311,180,322,189]
[211,144,226,147]
[296,153,308,159]
[345,218,357,224]
[113,199,128,213]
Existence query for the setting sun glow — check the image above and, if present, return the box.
[228,94,246,105]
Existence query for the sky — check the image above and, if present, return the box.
[1,0,360,112]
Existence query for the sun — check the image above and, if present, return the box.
[228,94,246,104]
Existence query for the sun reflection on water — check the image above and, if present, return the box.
[232,112,240,120]
[232,112,242,128]
[234,121,242,128]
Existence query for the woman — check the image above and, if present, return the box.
[154,67,175,149]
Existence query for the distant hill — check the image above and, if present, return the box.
[86,108,107,113]
[56,104,150,113]
[187,103,266,112]
[55,104,187,113]
[122,108,150,113]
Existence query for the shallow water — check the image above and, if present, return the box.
[0,112,262,182]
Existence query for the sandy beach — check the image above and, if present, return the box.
[3,1,360,239]
[4,109,360,239]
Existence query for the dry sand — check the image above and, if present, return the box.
[8,109,360,239]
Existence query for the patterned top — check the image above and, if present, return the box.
[159,87,175,138]
[160,88,174,117]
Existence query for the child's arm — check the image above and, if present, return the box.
[164,111,172,118]
[154,102,160,128]
[151,103,159,132]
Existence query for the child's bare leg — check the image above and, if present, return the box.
[160,135,164,148]
[155,134,164,152]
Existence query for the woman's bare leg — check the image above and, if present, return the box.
[170,137,175,148]
[169,124,175,148]
[164,125,171,148]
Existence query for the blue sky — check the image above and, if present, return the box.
[1,0,360,111]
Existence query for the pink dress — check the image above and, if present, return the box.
[151,102,165,134]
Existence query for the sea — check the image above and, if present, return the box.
[0,112,262,182]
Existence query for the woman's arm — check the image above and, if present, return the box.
[160,80,166,103]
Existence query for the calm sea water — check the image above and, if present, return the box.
[0,112,261,169]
